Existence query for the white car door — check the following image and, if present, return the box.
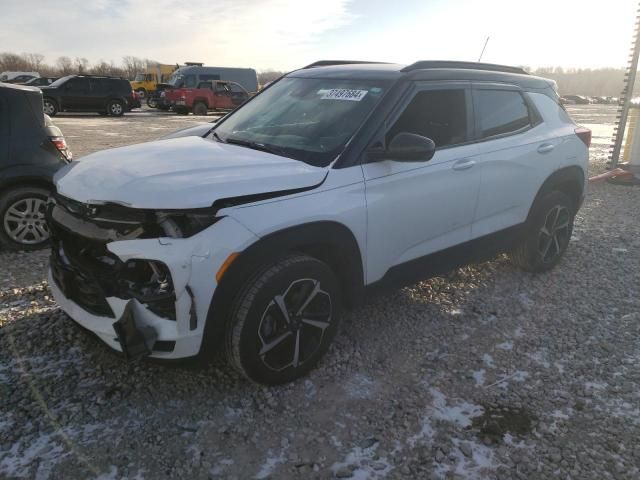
[362,82,481,283]
[470,84,560,238]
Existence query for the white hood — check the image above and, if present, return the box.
[54,136,327,209]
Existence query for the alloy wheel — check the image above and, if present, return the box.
[537,205,570,263]
[257,278,332,372]
[110,102,123,115]
[3,197,49,245]
[43,101,55,115]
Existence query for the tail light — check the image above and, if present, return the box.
[575,127,591,147]
[50,136,72,161]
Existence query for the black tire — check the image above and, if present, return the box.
[0,186,51,251]
[107,99,125,117]
[510,191,575,272]
[226,254,341,385]
[43,98,58,117]
[136,88,146,98]
[192,102,208,116]
[146,96,158,108]
[174,106,189,115]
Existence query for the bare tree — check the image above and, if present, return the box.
[56,56,74,75]
[75,57,89,74]
[122,56,146,80]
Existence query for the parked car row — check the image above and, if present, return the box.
[560,94,619,105]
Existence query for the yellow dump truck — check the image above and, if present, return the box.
[130,64,176,97]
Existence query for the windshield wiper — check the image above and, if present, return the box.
[212,131,225,143]
[225,137,287,157]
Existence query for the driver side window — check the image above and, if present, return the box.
[386,88,468,148]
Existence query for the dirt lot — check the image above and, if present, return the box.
[1,105,640,479]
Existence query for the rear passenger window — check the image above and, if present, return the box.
[387,89,468,148]
[476,90,530,138]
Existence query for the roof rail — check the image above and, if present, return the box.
[303,60,389,69]
[401,61,528,75]
[184,62,204,66]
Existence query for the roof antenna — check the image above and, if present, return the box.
[478,36,490,62]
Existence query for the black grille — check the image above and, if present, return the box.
[50,241,115,317]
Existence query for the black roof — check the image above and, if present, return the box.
[290,60,553,89]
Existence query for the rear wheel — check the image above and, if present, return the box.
[136,88,146,98]
[43,98,58,117]
[107,100,124,117]
[192,102,208,116]
[146,96,158,108]
[226,254,340,385]
[510,191,575,272]
[0,187,51,251]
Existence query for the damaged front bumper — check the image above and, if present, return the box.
[47,196,258,359]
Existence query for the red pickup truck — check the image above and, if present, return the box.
[164,80,250,115]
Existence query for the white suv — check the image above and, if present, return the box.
[48,61,590,385]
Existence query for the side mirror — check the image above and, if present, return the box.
[369,132,436,162]
[388,133,436,161]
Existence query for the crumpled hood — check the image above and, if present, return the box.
[54,136,327,209]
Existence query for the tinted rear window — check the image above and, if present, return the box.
[476,90,531,138]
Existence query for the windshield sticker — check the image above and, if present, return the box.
[321,89,368,101]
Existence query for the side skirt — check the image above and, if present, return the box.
[364,223,527,297]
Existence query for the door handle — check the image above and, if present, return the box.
[537,143,555,154]
[452,159,476,171]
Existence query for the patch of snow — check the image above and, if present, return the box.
[472,369,486,387]
[304,380,317,399]
[254,448,287,479]
[527,351,550,368]
[434,438,500,479]
[449,308,463,316]
[210,458,234,476]
[331,441,392,479]
[344,373,376,399]
[0,431,67,479]
[585,382,606,390]
[430,388,483,428]
[513,327,525,338]
[496,342,513,351]
[482,354,495,368]
[518,293,535,308]
[407,418,435,447]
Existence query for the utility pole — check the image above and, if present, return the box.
[609,1,640,168]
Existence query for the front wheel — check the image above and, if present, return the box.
[0,187,51,251]
[226,254,340,385]
[146,96,158,108]
[510,191,575,272]
[107,100,124,116]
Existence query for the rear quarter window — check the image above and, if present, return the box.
[476,89,531,138]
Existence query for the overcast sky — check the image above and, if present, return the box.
[0,0,636,71]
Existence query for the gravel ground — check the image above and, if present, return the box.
[1,105,640,479]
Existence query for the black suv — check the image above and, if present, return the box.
[0,83,72,250]
[40,75,135,116]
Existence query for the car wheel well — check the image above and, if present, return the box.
[530,166,584,217]
[199,221,364,359]
[0,178,53,195]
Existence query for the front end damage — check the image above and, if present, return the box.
[47,193,257,359]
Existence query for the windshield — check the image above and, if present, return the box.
[134,73,145,82]
[166,73,184,87]
[48,75,73,88]
[212,77,388,167]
